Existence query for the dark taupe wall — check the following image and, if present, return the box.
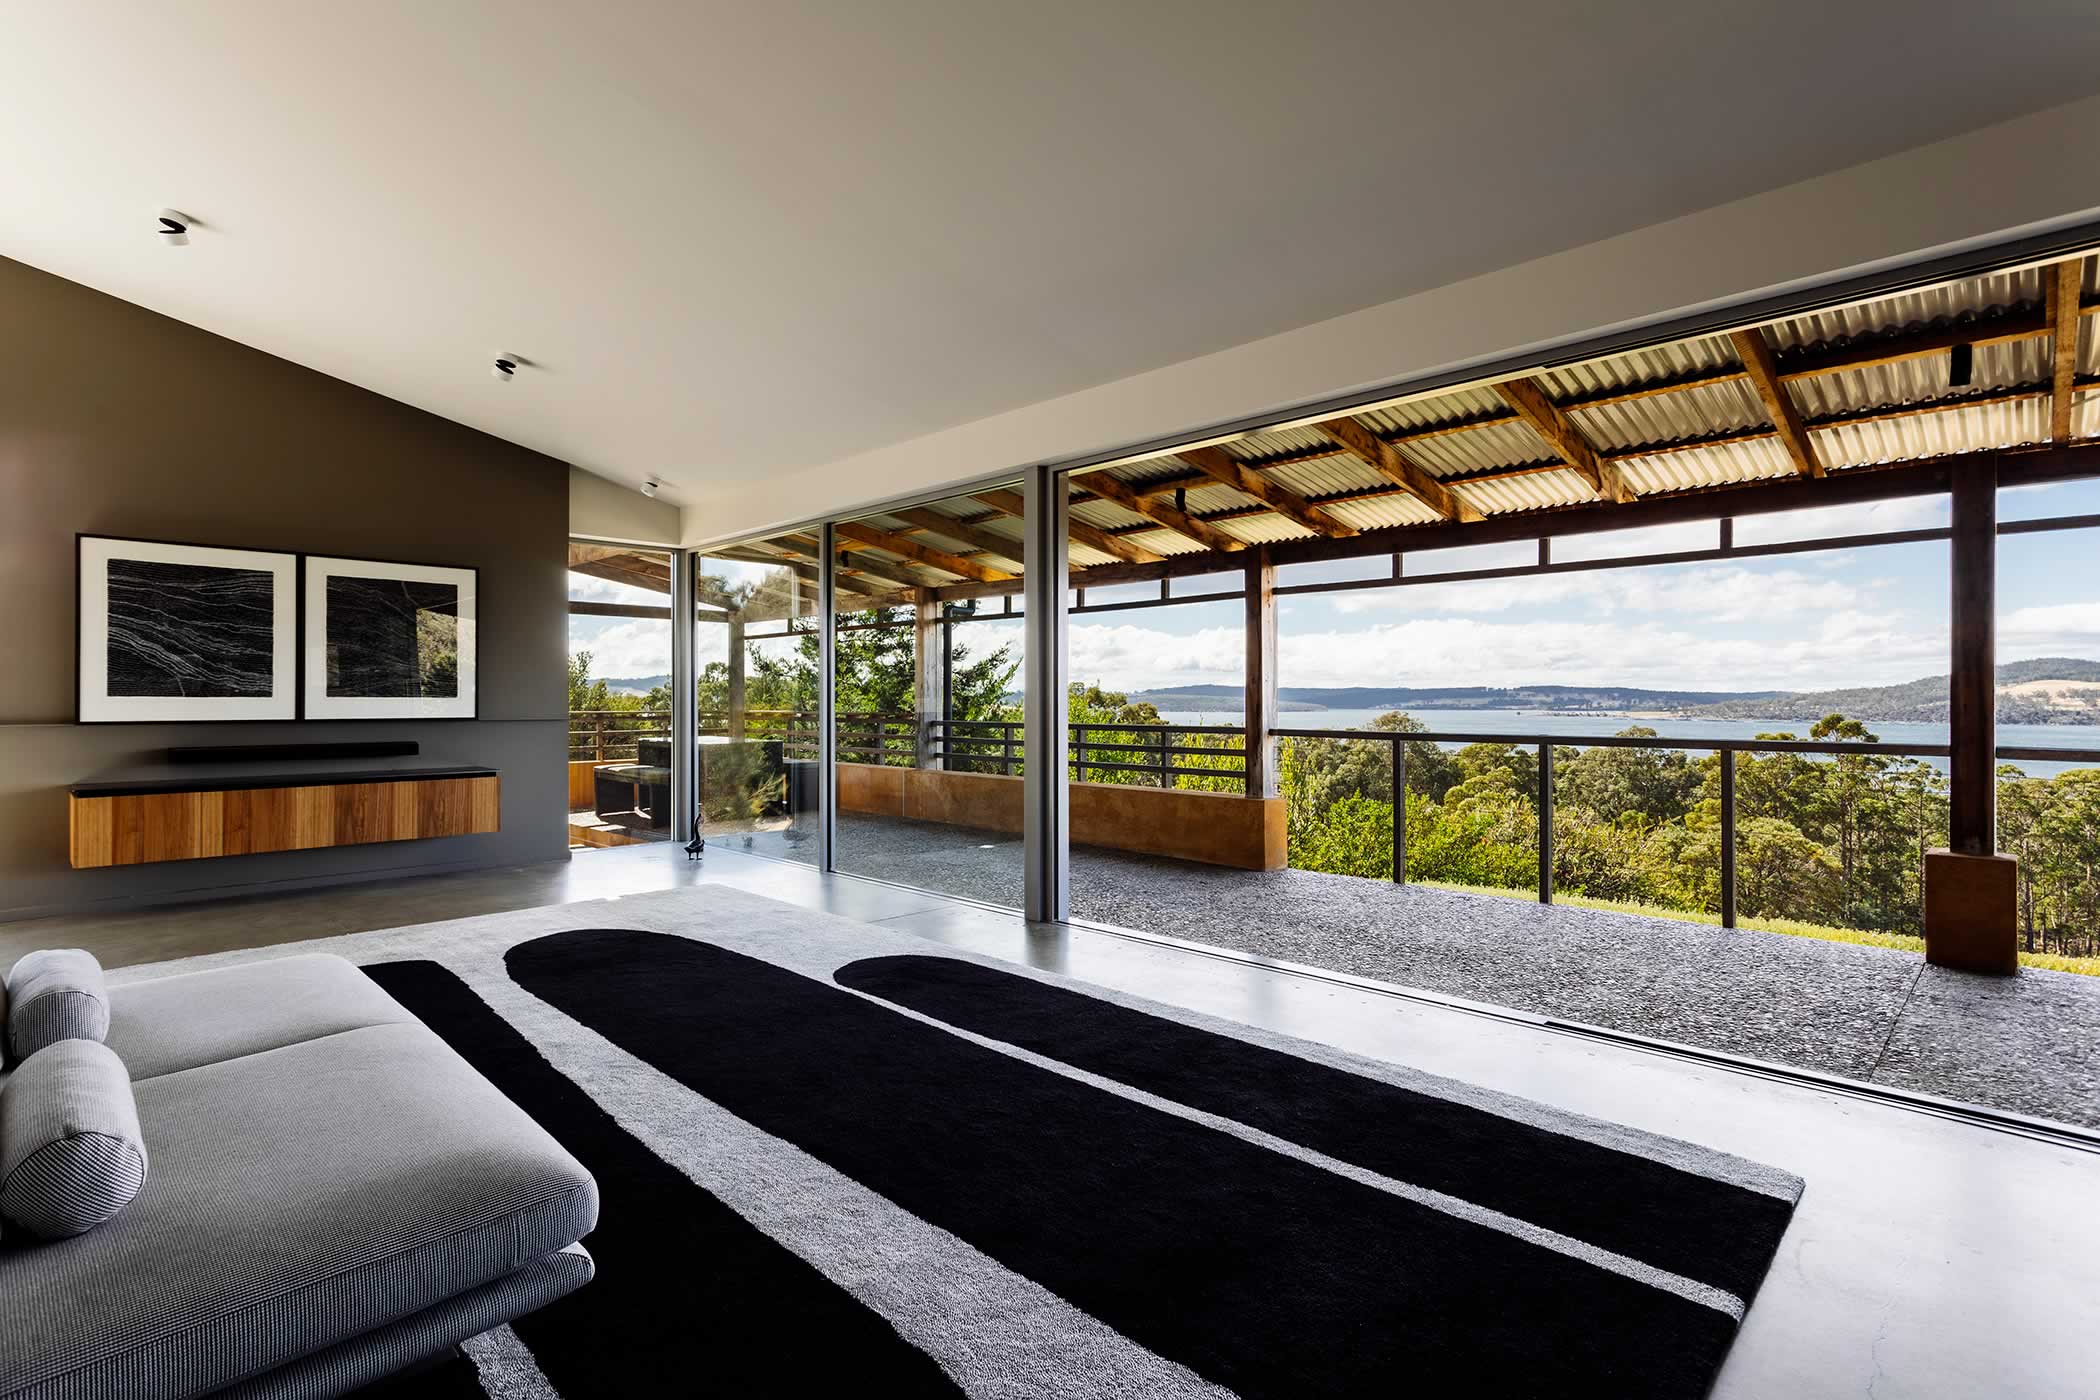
[0,256,571,918]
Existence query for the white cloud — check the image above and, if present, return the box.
[1333,573,1586,615]
[1331,563,1865,622]
[1052,599,1948,693]
[1278,615,1944,692]
[1731,493,1949,545]
[569,619,672,679]
[1068,622,1243,690]
[1549,520,1721,562]
[2002,602,2100,658]
[1612,567,1860,622]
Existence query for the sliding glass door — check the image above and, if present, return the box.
[691,532,827,864]
[827,486,1031,904]
[566,541,675,851]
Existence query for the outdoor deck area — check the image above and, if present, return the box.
[704,810,2100,1128]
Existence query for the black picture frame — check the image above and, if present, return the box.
[300,554,481,720]
[75,534,299,724]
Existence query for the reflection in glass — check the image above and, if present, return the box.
[692,537,825,864]
[831,493,1028,904]
[567,542,675,849]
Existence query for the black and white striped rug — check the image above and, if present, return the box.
[120,885,1802,1400]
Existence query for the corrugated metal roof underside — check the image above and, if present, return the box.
[829,253,2098,583]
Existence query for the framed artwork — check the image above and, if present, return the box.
[303,556,478,719]
[77,535,298,723]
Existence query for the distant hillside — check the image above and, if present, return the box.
[1130,662,2100,725]
[1680,658,2100,725]
[1123,686,1323,713]
[600,674,669,696]
[1128,683,1781,713]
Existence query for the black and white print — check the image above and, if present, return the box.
[77,536,297,722]
[305,557,478,719]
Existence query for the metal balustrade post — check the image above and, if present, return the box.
[1538,742,1554,905]
[1720,748,1738,929]
[1156,727,1172,788]
[1073,726,1087,783]
[1391,736,1407,884]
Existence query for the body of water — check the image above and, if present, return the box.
[1150,707,2100,776]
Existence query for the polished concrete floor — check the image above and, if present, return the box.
[27,840,2100,1399]
[729,812,2100,1127]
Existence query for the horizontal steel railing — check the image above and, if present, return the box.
[1268,724,2100,926]
[930,719,1247,791]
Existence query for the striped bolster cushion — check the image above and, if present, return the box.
[0,1039,149,1239]
[6,949,110,1063]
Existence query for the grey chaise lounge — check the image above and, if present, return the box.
[0,953,597,1400]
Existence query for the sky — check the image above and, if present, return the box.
[570,480,2100,698]
[567,571,676,682]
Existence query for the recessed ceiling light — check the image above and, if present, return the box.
[156,209,192,246]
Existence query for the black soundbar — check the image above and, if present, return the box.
[166,740,422,765]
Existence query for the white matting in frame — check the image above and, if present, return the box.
[303,556,478,719]
[77,535,298,723]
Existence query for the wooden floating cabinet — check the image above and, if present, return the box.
[69,768,500,869]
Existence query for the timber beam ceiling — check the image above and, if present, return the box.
[776,533,931,594]
[834,520,1016,583]
[971,489,1165,565]
[887,506,1027,563]
[2051,257,2085,444]
[1176,445,1357,538]
[918,442,2100,605]
[1316,414,1479,521]
[568,544,672,595]
[1069,471,1247,552]
[1727,328,1824,478]
[1083,295,2100,510]
[1489,378,1635,504]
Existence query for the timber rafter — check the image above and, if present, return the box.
[2051,258,2086,443]
[1490,378,1634,504]
[971,489,1165,565]
[1176,445,1357,537]
[1317,414,1478,521]
[834,520,1015,583]
[1071,470,1247,551]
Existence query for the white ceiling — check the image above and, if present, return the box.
[6,3,2100,507]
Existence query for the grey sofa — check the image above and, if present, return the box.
[0,953,598,1400]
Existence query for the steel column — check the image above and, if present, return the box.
[1948,457,1998,855]
[1022,468,1070,923]
[816,522,840,872]
[1243,548,1280,798]
[670,549,697,841]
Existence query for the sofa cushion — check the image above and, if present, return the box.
[0,1020,597,1400]
[7,949,110,1063]
[106,954,415,1081]
[0,1039,148,1240]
